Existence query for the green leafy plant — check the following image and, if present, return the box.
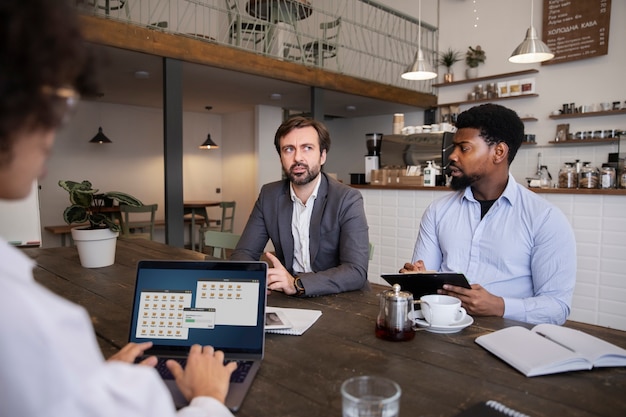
[58,180,143,232]
[438,48,461,71]
[465,45,486,68]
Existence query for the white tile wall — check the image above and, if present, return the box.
[360,188,626,331]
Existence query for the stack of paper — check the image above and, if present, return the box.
[265,306,322,336]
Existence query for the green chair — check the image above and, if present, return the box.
[119,203,158,240]
[369,242,374,261]
[213,201,236,233]
[203,230,241,259]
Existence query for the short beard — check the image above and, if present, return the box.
[286,163,320,186]
[450,173,475,190]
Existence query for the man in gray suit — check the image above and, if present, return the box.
[231,117,369,297]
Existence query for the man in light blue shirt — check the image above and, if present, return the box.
[401,104,576,325]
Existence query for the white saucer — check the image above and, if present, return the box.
[410,311,474,334]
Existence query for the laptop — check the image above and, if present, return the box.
[381,272,471,299]
[128,259,268,412]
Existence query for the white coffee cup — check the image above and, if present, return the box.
[418,294,466,326]
[601,102,611,111]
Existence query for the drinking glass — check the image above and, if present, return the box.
[341,375,401,417]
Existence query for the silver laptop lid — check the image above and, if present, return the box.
[129,260,267,360]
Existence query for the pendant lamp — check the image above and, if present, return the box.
[199,134,219,149]
[89,126,112,144]
[198,106,219,149]
[509,0,554,64]
[401,0,437,80]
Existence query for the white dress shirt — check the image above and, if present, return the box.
[0,239,233,417]
[290,175,321,274]
[412,174,576,325]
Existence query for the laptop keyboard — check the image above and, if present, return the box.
[153,357,253,383]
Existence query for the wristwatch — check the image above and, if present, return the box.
[293,276,305,296]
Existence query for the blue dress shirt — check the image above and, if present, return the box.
[412,174,576,325]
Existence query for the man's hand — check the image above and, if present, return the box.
[107,342,157,367]
[167,345,237,404]
[439,283,505,317]
[265,252,297,295]
[399,260,426,273]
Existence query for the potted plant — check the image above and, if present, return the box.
[438,48,461,83]
[465,45,486,79]
[59,180,143,268]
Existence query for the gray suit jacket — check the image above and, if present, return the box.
[231,173,369,296]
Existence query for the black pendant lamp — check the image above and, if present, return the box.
[199,134,219,149]
[89,126,112,144]
[198,106,219,149]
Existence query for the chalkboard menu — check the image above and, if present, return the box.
[542,0,611,65]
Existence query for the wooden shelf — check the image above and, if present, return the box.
[521,117,538,122]
[438,93,538,108]
[548,138,619,145]
[432,69,538,88]
[549,109,626,119]
[521,141,536,146]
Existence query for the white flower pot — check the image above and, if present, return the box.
[71,227,119,268]
[466,67,479,79]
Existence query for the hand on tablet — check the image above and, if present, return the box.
[399,260,426,273]
[440,283,505,318]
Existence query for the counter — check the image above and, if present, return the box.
[352,184,626,195]
[358,186,626,331]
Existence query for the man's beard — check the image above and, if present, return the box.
[286,163,320,186]
[449,167,477,190]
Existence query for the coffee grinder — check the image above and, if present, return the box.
[365,133,382,183]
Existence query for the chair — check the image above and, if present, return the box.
[203,230,241,259]
[199,201,236,252]
[286,17,341,68]
[369,242,374,261]
[224,0,267,49]
[213,201,236,233]
[119,204,158,240]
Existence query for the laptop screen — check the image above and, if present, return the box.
[129,260,267,356]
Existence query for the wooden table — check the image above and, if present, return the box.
[24,239,626,417]
[183,200,221,251]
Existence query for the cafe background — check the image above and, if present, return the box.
[8,1,626,330]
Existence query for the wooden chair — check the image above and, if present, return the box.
[224,0,267,49]
[203,230,241,259]
[119,204,158,240]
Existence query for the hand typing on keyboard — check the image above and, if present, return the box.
[167,344,238,404]
[107,341,157,366]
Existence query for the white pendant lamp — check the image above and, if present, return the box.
[509,0,554,64]
[401,0,437,80]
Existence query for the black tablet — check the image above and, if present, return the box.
[381,272,471,299]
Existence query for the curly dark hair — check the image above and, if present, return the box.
[455,104,524,165]
[0,0,99,165]
[274,116,331,155]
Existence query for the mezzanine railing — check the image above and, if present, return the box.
[76,0,438,93]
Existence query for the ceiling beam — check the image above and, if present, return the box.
[78,15,437,109]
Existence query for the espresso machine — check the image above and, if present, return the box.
[365,133,382,183]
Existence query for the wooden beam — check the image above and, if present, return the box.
[78,15,436,109]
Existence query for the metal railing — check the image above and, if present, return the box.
[75,0,438,93]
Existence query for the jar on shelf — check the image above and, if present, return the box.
[620,167,626,189]
[600,164,616,189]
[579,162,599,189]
[558,162,577,189]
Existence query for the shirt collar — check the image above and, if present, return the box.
[463,173,516,206]
[289,174,322,204]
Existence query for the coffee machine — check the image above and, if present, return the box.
[365,133,382,183]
